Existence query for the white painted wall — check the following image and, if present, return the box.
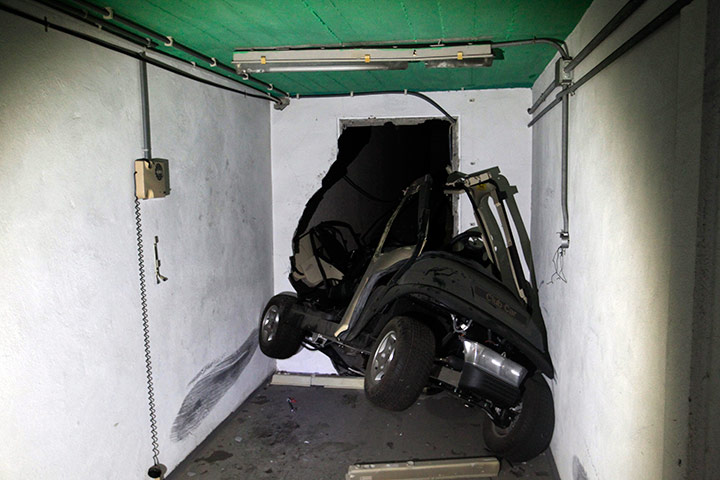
[0,4,274,479]
[530,0,707,479]
[271,89,532,373]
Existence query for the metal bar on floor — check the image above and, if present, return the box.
[271,373,365,389]
[346,457,500,480]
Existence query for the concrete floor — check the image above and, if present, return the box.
[168,382,559,480]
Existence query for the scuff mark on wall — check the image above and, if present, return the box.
[572,456,588,480]
[171,332,259,441]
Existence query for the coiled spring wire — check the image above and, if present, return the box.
[134,196,160,466]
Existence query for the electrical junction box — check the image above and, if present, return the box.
[555,58,573,86]
[135,158,170,199]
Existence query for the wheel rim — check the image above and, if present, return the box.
[492,402,523,437]
[370,330,397,383]
[261,305,280,343]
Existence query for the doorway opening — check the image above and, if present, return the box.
[294,118,457,251]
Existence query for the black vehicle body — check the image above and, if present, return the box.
[259,167,555,461]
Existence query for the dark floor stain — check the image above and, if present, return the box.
[342,393,358,408]
[251,395,269,405]
[194,450,233,463]
[171,332,258,441]
[386,441,394,449]
[252,420,300,446]
[315,441,356,454]
[252,425,274,439]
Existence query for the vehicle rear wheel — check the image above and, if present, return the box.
[258,294,304,359]
[482,373,555,462]
[364,316,435,411]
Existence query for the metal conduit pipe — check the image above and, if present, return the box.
[28,1,281,102]
[530,0,646,116]
[299,91,456,124]
[64,0,289,97]
[530,0,693,250]
[29,0,283,101]
[528,0,693,126]
[528,79,559,114]
[0,3,280,105]
[560,93,570,249]
[527,96,562,127]
[36,0,159,48]
[562,0,693,96]
[530,0,647,115]
[493,38,571,60]
[139,59,152,160]
[564,0,647,72]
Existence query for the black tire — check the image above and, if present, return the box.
[482,373,555,462]
[258,294,304,359]
[364,316,435,411]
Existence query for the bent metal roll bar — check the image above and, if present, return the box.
[445,168,539,310]
[335,168,539,339]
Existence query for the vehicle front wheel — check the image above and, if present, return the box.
[258,294,304,359]
[482,373,555,462]
[364,316,435,411]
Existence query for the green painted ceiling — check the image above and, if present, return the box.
[73,0,592,95]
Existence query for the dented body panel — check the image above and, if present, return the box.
[344,252,553,377]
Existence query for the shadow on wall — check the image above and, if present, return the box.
[171,331,259,441]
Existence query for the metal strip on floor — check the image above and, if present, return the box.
[271,373,365,389]
[346,457,501,479]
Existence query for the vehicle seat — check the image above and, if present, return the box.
[289,222,368,305]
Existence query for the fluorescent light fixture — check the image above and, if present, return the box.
[239,61,409,73]
[233,44,494,74]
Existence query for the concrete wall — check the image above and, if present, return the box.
[0,4,274,479]
[529,0,706,479]
[688,1,720,477]
[271,89,532,373]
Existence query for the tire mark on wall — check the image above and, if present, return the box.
[171,331,258,441]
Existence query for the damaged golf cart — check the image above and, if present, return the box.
[259,167,554,462]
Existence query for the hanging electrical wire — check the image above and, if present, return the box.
[549,245,568,284]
